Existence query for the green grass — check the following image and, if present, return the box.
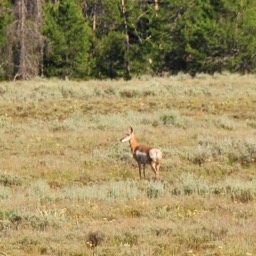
[0,74,256,255]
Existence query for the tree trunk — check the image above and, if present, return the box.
[120,0,131,79]
[93,2,97,31]
[36,0,44,77]
[154,0,159,11]
[17,0,27,80]
[12,0,45,80]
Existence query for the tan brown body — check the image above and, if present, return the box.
[120,127,162,179]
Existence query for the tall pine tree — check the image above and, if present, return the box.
[44,0,94,79]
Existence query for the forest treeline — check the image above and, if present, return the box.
[0,0,256,80]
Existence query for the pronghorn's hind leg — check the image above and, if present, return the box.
[150,162,157,180]
[149,149,162,180]
[155,161,160,179]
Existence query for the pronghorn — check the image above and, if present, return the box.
[120,127,162,179]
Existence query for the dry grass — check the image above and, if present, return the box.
[0,74,256,255]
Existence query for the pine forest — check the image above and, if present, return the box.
[1,0,256,80]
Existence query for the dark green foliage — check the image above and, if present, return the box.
[1,0,256,79]
[0,173,23,187]
[235,1,256,73]
[165,0,237,75]
[0,0,13,80]
[0,0,12,46]
[43,0,94,79]
[95,31,126,79]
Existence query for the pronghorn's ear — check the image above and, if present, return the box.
[128,126,133,134]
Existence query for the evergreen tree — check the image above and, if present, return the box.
[165,0,252,75]
[80,0,133,79]
[96,31,126,79]
[122,0,158,75]
[137,0,174,75]
[0,0,13,80]
[92,0,126,79]
[43,0,94,79]
[231,0,256,73]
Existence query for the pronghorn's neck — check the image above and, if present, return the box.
[129,135,139,153]
[120,127,140,153]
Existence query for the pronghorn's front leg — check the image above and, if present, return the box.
[138,163,142,179]
[142,164,146,179]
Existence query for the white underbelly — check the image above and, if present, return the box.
[134,151,150,164]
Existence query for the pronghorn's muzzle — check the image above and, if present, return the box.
[120,134,131,143]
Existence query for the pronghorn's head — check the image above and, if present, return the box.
[120,126,134,143]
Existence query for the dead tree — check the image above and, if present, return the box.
[7,0,44,80]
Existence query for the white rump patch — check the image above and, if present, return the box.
[149,149,162,161]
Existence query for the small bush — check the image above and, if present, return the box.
[122,232,139,247]
[114,232,139,248]
[120,90,139,98]
[172,174,210,196]
[0,209,64,231]
[0,210,22,230]
[160,110,191,128]
[227,138,256,166]
[247,120,256,128]
[28,180,58,204]
[104,87,116,96]
[224,179,256,203]
[142,89,156,97]
[212,115,237,130]
[59,86,76,98]
[147,181,168,199]
[189,145,212,166]
[0,173,23,187]
[191,137,256,166]
[87,231,105,248]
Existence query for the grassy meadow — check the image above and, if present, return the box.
[0,74,256,256]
